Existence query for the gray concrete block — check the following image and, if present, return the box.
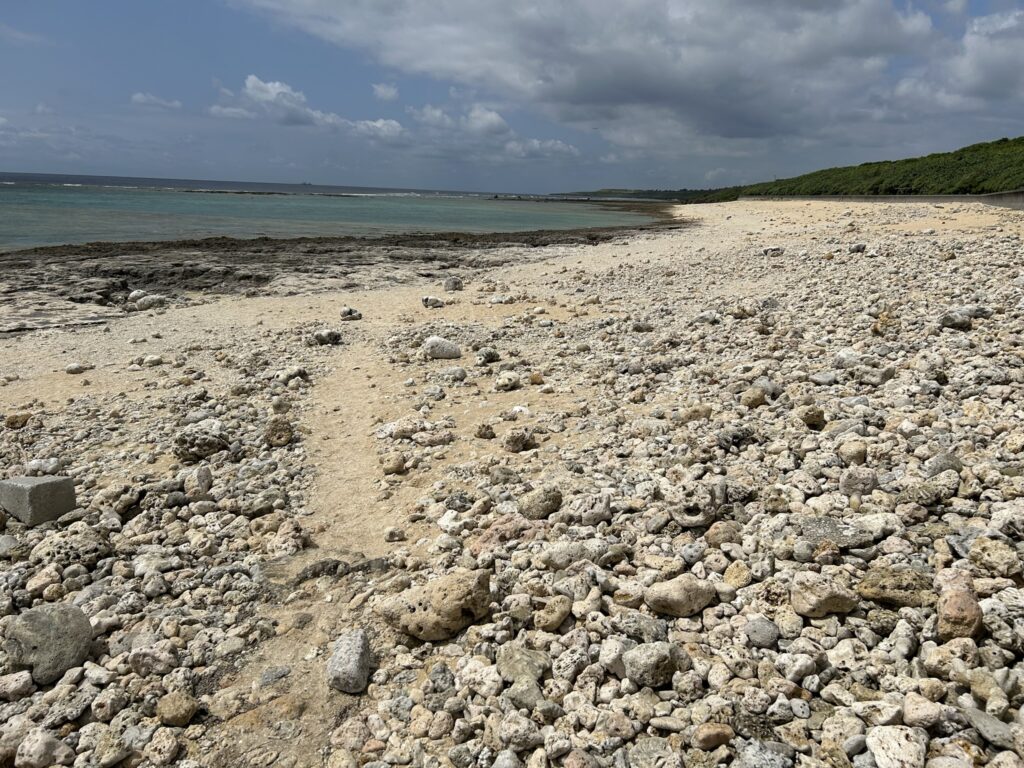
[0,476,76,526]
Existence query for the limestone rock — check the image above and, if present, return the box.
[327,630,372,694]
[156,691,199,727]
[791,572,858,618]
[5,603,93,684]
[865,726,927,768]
[380,570,491,641]
[519,486,563,520]
[265,415,294,447]
[173,418,230,462]
[856,567,936,608]
[422,336,462,360]
[644,574,716,618]
[622,642,678,688]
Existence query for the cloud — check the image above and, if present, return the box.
[131,92,183,110]
[947,11,1024,100]
[372,83,399,101]
[0,23,48,45]
[209,75,404,141]
[349,118,404,139]
[230,0,1024,181]
[406,102,577,162]
[234,0,941,148]
[462,104,509,136]
[208,105,256,119]
[232,74,343,126]
[408,104,455,129]
[504,138,579,159]
[0,117,8,127]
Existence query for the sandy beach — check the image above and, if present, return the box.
[3,199,1024,767]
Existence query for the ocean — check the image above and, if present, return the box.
[0,173,657,251]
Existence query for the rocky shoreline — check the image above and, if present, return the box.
[2,200,1024,768]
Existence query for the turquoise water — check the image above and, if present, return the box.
[0,176,654,250]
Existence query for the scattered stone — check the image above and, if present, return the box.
[265,415,295,447]
[4,603,93,684]
[644,574,716,617]
[327,630,372,694]
[0,476,76,526]
[518,486,562,520]
[157,691,199,727]
[691,723,734,750]
[865,726,927,768]
[791,572,858,617]
[422,336,462,359]
[380,570,491,641]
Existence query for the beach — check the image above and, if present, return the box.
[3,199,1024,766]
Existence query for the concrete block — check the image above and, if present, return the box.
[0,476,76,526]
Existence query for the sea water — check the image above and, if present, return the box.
[0,173,655,251]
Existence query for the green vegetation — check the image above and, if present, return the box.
[572,136,1024,203]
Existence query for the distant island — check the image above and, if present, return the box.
[571,135,1024,203]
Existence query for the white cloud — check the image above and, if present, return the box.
[372,83,399,101]
[209,75,404,141]
[948,11,1024,100]
[349,118,404,139]
[0,23,48,45]
[504,138,579,159]
[208,105,256,119]
[131,92,183,110]
[0,117,8,127]
[462,104,509,136]
[408,104,455,129]
[34,103,54,115]
[233,0,941,151]
[234,75,343,126]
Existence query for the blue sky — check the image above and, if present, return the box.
[1,1,1023,192]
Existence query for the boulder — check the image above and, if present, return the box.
[791,572,858,618]
[422,336,462,360]
[644,574,716,618]
[0,476,76,526]
[327,630,372,694]
[5,604,93,684]
[380,570,491,641]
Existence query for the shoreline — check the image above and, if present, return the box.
[0,200,678,259]
[2,199,1024,766]
[0,201,682,335]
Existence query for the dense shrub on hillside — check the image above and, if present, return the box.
[575,136,1024,202]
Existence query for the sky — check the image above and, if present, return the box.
[1,0,1023,193]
